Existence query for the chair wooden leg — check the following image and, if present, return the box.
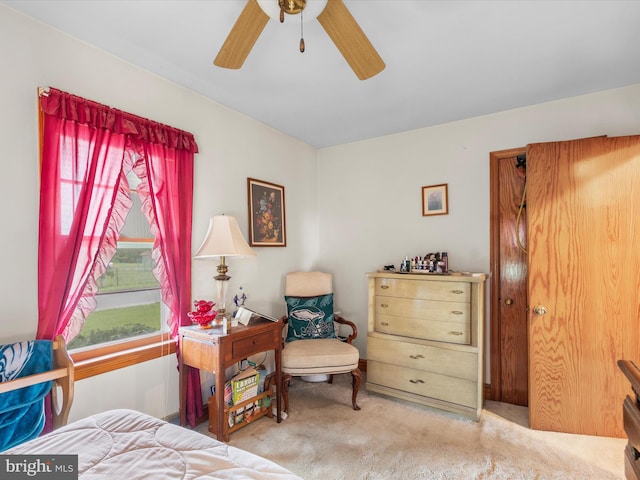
[351,368,361,411]
[264,373,275,418]
[282,374,291,413]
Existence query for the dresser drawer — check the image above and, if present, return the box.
[375,296,470,323]
[367,335,477,381]
[368,360,477,409]
[232,331,275,359]
[375,314,470,344]
[375,278,470,302]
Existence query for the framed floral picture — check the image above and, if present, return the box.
[422,183,449,216]
[247,178,286,247]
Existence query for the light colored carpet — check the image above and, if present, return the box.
[200,375,626,479]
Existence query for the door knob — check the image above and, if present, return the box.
[504,298,513,305]
[533,305,548,316]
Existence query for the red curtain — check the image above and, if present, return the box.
[37,114,130,341]
[38,87,202,425]
[134,143,203,426]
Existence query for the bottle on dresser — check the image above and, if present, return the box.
[401,256,411,272]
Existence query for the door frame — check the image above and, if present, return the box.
[489,146,526,402]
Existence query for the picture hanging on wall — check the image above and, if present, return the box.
[422,183,449,216]
[247,178,286,247]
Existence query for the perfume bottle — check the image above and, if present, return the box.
[401,256,411,272]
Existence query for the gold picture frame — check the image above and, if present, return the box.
[422,183,449,216]
[247,178,286,247]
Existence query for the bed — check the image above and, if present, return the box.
[5,408,301,479]
[1,336,301,479]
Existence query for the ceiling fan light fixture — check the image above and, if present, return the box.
[257,0,328,23]
[215,0,384,80]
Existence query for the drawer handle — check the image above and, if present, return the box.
[451,290,464,295]
[409,354,424,360]
[381,322,390,326]
[449,331,464,336]
[380,303,389,308]
[409,379,425,384]
[451,310,463,315]
[380,285,390,289]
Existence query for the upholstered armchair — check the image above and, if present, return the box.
[280,271,361,412]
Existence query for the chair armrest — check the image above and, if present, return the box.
[335,314,358,344]
[279,315,288,348]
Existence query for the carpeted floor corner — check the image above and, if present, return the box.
[196,374,625,479]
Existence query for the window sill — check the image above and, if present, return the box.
[71,334,176,381]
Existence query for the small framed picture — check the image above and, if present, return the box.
[247,178,286,247]
[422,183,449,216]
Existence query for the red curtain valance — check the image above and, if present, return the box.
[39,87,199,154]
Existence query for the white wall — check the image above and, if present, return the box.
[0,5,318,421]
[317,83,640,379]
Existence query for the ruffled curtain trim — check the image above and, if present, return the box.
[40,87,198,154]
[132,157,179,336]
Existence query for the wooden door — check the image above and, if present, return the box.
[489,149,529,406]
[527,135,640,437]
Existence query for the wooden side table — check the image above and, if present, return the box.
[178,318,282,441]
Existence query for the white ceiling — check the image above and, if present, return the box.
[5,0,640,148]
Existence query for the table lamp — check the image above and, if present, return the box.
[194,215,256,319]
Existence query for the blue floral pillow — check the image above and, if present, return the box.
[285,294,337,342]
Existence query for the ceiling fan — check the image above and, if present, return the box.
[214,0,385,80]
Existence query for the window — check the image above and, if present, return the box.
[68,171,166,351]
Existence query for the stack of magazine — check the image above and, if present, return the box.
[230,367,260,404]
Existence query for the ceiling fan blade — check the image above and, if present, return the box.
[214,0,269,69]
[317,0,385,80]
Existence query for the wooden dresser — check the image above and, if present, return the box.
[366,271,487,420]
[618,360,640,480]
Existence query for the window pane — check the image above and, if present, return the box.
[68,301,161,350]
[68,172,164,351]
[99,244,158,292]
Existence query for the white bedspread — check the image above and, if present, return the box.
[6,409,301,479]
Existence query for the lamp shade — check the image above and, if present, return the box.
[194,215,256,258]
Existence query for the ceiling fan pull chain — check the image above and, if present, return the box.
[279,0,285,22]
[299,10,305,52]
